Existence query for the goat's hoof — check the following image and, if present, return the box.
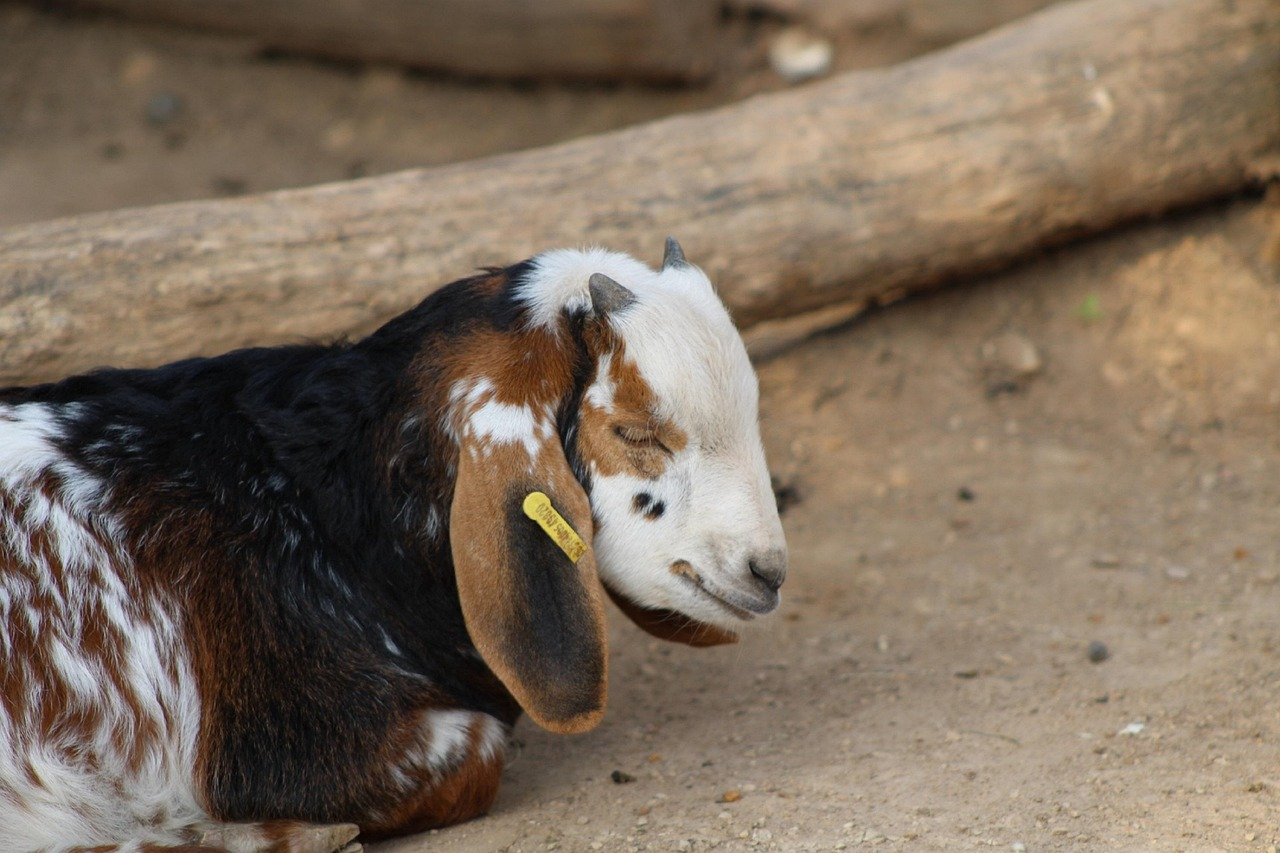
[287,823,361,853]
[189,820,360,853]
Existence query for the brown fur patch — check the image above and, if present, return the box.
[361,720,505,839]
[575,337,687,481]
[441,323,576,430]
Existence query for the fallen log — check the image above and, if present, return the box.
[49,0,719,82]
[1,0,1276,385]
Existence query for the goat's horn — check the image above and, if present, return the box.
[661,237,687,270]
[588,273,636,316]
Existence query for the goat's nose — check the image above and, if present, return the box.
[748,547,788,592]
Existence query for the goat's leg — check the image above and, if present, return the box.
[186,820,361,853]
[66,822,362,853]
[360,709,509,838]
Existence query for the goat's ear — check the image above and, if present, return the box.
[450,436,607,734]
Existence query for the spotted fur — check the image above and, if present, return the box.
[0,241,786,851]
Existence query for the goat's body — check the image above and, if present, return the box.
[0,285,520,849]
[0,245,787,851]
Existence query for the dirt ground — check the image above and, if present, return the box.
[3,4,1279,852]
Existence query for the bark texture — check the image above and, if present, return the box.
[1,0,1276,385]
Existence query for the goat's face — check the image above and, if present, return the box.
[569,256,787,641]
[446,241,786,734]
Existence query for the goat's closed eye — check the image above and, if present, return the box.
[613,425,667,453]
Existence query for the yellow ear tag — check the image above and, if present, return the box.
[522,491,588,564]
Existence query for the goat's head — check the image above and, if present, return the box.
[440,239,786,734]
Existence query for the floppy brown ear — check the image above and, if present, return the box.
[451,438,608,734]
[604,585,739,648]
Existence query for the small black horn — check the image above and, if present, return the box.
[588,273,636,316]
[661,237,687,270]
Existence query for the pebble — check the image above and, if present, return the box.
[1086,641,1110,663]
[980,331,1043,394]
[768,26,834,83]
[145,91,184,126]
[1164,565,1191,581]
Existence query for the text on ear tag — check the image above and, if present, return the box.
[522,491,588,564]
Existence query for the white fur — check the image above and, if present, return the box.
[449,378,555,465]
[521,248,657,330]
[0,403,204,853]
[584,351,616,412]
[388,709,507,798]
[522,247,787,632]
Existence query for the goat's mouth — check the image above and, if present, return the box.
[669,560,775,620]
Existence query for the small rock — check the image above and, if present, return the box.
[1164,565,1191,581]
[717,790,742,803]
[120,51,158,85]
[957,486,976,502]
[611,770,636,784]
[212,176,248,196]
[768,26,834,83]
[1086,641,1110,663]
[980,331,1043,395]
[145,91,185,126]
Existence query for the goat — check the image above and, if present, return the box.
[0,239,787,852]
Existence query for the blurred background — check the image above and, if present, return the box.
[0,0,1060,227]
[2,3,1279,851]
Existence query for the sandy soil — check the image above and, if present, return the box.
[3,5,1279,852]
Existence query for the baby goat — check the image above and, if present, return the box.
[0,239,787,852]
